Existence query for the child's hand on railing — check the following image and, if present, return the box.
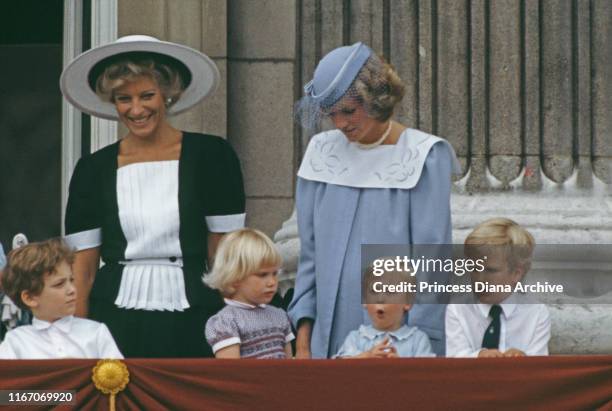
[478,348,504,358]
[503,348,526,357]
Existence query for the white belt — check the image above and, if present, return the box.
[119,257,183,267]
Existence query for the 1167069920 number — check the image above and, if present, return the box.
[0,390,75,405]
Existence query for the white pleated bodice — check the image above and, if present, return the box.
[114,161,189,311]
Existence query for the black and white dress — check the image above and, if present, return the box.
[65,132,245,357]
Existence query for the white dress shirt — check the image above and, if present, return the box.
[445,299,550,357]
[0,316,123,359]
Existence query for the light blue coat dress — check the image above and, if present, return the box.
[288,128,458,358]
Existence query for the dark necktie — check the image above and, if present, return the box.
[481,305,502,349]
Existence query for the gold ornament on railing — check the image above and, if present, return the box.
[92,359,130,411]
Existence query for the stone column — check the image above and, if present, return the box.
[227,0,296,236]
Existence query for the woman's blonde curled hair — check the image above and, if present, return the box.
[203,228,282,297]
[353,56,406,122]
[95,57,184,107]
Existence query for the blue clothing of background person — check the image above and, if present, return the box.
[0,243,5,270]
[0,242,6,270]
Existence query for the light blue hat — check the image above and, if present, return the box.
[304,42,373,108]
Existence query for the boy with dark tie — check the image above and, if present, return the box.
[445,218,551,358]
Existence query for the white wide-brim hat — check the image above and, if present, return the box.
[60,35,220,120]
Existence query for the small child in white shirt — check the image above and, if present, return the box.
[204,228,294,359]
[445,218,551,358]
[0,238,123,359]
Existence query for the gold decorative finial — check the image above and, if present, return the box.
[92,359,129,411]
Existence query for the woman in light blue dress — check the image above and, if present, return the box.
[288,42,459,358]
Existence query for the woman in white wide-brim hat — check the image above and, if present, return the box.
[61,35,246,358]
[288,42,460,358]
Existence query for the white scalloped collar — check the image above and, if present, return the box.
[298,128,458,189]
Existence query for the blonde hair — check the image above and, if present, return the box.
[354,56,405,122]
[1,238,74,310]
[95,58,184,106]
[465,218,535,274]
[204,228,281,297]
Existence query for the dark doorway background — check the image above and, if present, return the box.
[0,0,64,249]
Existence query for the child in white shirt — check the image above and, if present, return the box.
[0,238,123,359]
[445,218,550,358]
